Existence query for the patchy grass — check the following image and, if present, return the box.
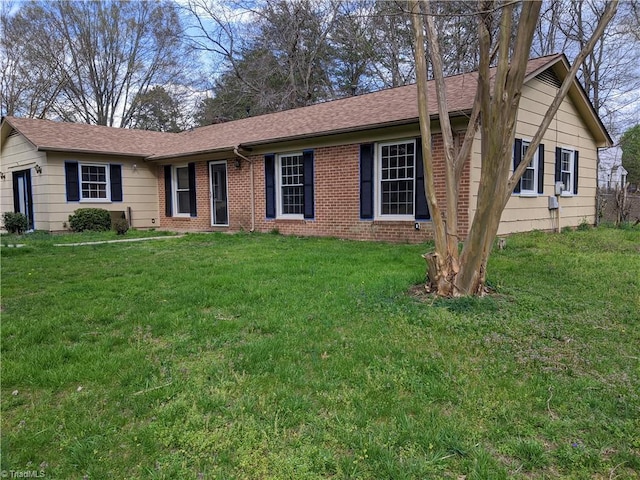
[1,227,638,479]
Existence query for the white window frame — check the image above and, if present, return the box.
[79,163,110,202]
[375,139,416,220]
[276,152,305,219]
[559,148,576,196]
[172,165,191,217]
[517,139,539,197]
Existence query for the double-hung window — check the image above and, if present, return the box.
[80,164,109,200]
[278,153,304,217]
[64,161,122,202]
[513,138,544,196]
[554,147,579,196]
[359,138,429,221]
[163,163,197,217]
[174,166,191,215]
[264,150,314,220]
[519,141,537,194]
[378,140,416,218]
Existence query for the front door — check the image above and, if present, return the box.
[210,162,228,226]
[12,169,34,230]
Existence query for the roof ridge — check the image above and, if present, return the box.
[3,54,580,159]
[187,53,564,136]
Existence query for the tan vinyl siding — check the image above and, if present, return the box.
[0,133,47,229]
[469,77,598,235]
[44,153,160,231]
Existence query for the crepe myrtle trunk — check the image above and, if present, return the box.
[411,0,540,296]
[410,0,617,296]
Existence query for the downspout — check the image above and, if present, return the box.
[233,146,255,232]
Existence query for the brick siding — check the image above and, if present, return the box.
[158,135,470,243]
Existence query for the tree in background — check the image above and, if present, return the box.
[129,86,188,133]
[410,0,618,296]
[186,0,338,122]
[532,0,640,137]
[1,0,193,127]
[620,124,640,188]
[0,1,66,118]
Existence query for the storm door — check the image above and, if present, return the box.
[209,162,229,226]
[12,169,34,230]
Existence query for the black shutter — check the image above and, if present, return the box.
[265,154,276,219]
[573,150,579,194]
[110,164,123,201]
[302,149,314,219]
[24,170,34,230]
[12,172,20,212]
[414,138,430,220]
[188,162,197,217]
[164,165,172,217]
[65,161,80,201]
[554,147,562,184]
[513,138,522,194]
[537,144,545,195]
[359,144,374,219]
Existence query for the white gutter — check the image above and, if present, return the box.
[233,146,255,232]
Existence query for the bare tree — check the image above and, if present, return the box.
[2,0,192,127]
[532,0,570,56]
[560,0,640,136]
[185,0,338,119]
[331,1,379,96]
[0,1,66,118]
[532,0,640,136]
[410,0,618,296]
[369,0,416,87]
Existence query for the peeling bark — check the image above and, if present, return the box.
[409,0,617,297]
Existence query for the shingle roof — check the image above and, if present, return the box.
[1,116,179,157]
[2,54,568,160]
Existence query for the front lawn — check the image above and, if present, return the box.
[1,228,638,479]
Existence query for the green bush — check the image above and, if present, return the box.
[2,212,29,234]
[576,218,593,231]
[68,208,111,232]
[113,218,129,235]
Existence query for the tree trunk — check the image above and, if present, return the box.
[410,0,616,297]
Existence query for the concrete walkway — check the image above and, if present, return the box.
[54,235,184,247]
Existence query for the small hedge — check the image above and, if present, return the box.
[68,208,111,232]
[113,218,129,235]
[2,212,29,234]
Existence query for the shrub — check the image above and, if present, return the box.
[113,218,129,235]
[68,208,111,232]
[2,212,29,234]
[577,218,592,231]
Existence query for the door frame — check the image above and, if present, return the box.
[12,169,34,230]
[209,160,229,227]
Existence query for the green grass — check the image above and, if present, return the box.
[1,228,177,247]
[1,227,639,479]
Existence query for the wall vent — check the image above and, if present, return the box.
[8,129,20,137]
[536,70,562,89]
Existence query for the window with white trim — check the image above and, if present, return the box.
[519,140,538,194]
[277,153,304,217]
[80,163,109,200]
[560,148,575,194]
[377,140,416,218]
[174,166,191,215]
